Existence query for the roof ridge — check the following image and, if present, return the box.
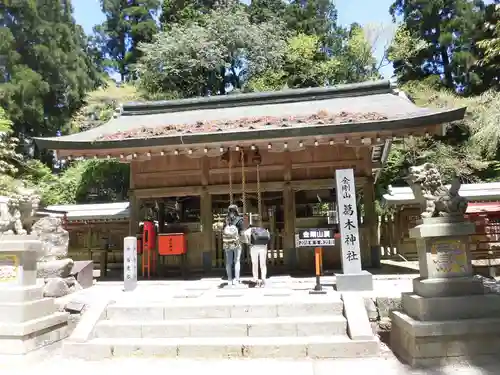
[121,80,392,116]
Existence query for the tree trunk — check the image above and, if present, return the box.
[220,66,226,95]
[440,46,454,89]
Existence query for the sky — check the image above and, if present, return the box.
[73,0,398,78]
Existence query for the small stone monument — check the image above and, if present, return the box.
[391,163,500,366]
[0,188,70,354]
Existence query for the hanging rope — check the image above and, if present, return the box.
[256,162,262,226]
[228,148,233,205]
[241,148,247,219]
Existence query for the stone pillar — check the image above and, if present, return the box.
[391,216,500,366]
[334,169,373,291]
[0,235,69,354]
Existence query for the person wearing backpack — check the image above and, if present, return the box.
[243,224,271,287]
[222,204,245,285]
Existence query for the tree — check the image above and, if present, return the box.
[387,25,430,81]
[340,23,381,82]
[160,0,214,29]
[475,3,500,91]
[0,107,23,196]
[0,0,99,143]
[284,0,338,46]
[248,0,287,24]
[136,2,287,96]
[0,107,21,176]
[389,0,487,92]
[376,80,500,199]
[69,80,142,133]
[362,22,397,73]
[94,0,160,81]
[32,158,129,205]
[247,27,380,92]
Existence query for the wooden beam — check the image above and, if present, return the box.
[135,160,363,180]
[292,177,368,191]
[208,181,285,194]
[133,177,369,198]
[133,185,203,198]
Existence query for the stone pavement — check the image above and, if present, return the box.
[54,274,417,308]
[1,344,499,375]
[2,274,499,374]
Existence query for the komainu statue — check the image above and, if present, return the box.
[406,163,468,219]
[0,185,40,235]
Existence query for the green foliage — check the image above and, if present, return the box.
[0,107,22,177]
[388,0,497,94]
[0,1,100,139]
[136,2,287,96]
[160,0,212,29]
[476,4,500,70]
[0,108,13,134]
[377,81,500,199]
[93,0,160,81]
[247,27,379,91]
[34,159,130,206]
[69,80,143,132]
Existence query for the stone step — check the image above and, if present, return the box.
[64,335,379,360]
[95,315,347,339]
[106,298,344,320]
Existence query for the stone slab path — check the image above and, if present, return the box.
[2,274,499,374]
[2,346,499,375]
[54,274,417,309]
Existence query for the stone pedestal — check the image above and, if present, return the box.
[0,235,69,354]
[391,217,500,366]
[335,271,373,292]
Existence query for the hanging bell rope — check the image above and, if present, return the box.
[241,148,247,220]
[228,148,233,205]
[256,162,262,226]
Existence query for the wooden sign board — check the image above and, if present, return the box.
[297,228,335,247]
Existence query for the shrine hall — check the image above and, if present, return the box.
[34,80,465,277]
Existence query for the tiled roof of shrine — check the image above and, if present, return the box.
[34,80,466,152]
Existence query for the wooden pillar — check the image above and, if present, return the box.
[200,188,213,272]
[283,150,296,270]
[128,193,140,236]
[283,183,297,270]
[157,201,165,234]
[363,177,379,267]
[200,156,213,272]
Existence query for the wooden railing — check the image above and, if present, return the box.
[379,215,500,265]
[213,230,285,269]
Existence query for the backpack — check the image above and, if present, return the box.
[222,217,241,247]
[250,227,270,246]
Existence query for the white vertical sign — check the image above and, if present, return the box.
[335,169,362,274]
[123,236,138,291]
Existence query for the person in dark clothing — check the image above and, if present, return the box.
[222,204,245,284]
